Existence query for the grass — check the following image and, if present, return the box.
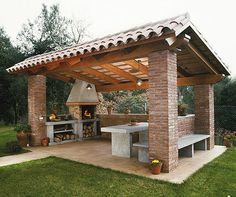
[0,148,235,197]
[0,125,28,157]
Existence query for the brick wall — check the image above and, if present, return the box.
[178,114,195,138]
[98,114,195,138]
[28,75,46,146]
[148,50,178,172]
[194,84,214,149]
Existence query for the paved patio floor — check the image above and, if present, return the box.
[0,139,226,184]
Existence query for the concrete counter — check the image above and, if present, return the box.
[101,122,148,158]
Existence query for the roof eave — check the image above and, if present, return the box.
[175,22,230,76]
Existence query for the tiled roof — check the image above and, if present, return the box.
[6,13,190,73]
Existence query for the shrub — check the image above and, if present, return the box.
[6,141,22,153]
[116,95,147,114]
[14,123,31,133]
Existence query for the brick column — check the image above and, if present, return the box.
[28,75,46,146]
[148,50,178,172]
[194,85,214,149]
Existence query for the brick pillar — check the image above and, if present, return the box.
[194,85,214,149]
[28,75,46,146]
[148,50,178,172]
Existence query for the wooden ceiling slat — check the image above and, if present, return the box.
[99,64,138,82]
[67,41,166,71]
[78,67,120,84]
[63,71,104,85]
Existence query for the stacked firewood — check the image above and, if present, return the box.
[54,133,76,143]
[83,124,95,138]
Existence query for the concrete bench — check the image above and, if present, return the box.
[133,134,210,162]
[178,134,210,157]
[133,141,149,163]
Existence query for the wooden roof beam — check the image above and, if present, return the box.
[67,41,167,71]
[100,64,138,82]
[177,65,192,77]
[123,60,148,75]
[78,67,120,84]
[184,43,218,74]
[62,71,104,85]
[96,81,149,92]
[48,73,74,83]
[96,74,224,92]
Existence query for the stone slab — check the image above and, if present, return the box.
[101,122,148,134]
[178,134,210,149]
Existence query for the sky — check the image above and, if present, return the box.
[0,0,235,75]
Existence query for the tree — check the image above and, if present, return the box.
[17,4,86,115]
[0,27,25,124]
[17,4,85,56]
[214,77,236,130]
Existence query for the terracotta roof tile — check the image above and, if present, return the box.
[7,13,190,73]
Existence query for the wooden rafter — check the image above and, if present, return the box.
[32,61,71,75]
[48,73,74,83]
[177,65,191,77]
[184,43,218,74]
[62,71,104,85]
[78,67,120,84]
[124,60,148,74]
[99,64,138,82]
[96,74,224,92]
[168,34,191,50]
[60,41,167,72]
[96,81,149,92]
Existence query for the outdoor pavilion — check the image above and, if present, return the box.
[6,13,230,172]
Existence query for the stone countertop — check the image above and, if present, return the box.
[101,122,148,134]
[45,120,78,126]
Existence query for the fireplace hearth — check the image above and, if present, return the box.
[82,105,96,120]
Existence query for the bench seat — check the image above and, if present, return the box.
[133,134,210,162]
[133,141,149,163]
[178,134,210,157]
[178,134,210,149]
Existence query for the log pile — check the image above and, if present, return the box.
[54,133,76,143]
[83,123,95,138]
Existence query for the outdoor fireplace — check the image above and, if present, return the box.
[82,105,96,120]
[66,80,100,139]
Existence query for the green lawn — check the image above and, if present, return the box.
[0,125,28,157]
[0,148,235,197]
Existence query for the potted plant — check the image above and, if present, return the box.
[14,123,31,147]
[41,137,50,146]
[130,119,138,126]
[224,133,236,148]
[150,159,162,175]
[178,103,188,116]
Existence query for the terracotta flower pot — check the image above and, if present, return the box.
[16,131,28,147]
[41,138,50,146]
[151,163,162,175]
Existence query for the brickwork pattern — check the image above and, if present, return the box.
[148,50,178,172]
[28,75,46,146]
[194,85,215,149]
[178,115,195,138]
